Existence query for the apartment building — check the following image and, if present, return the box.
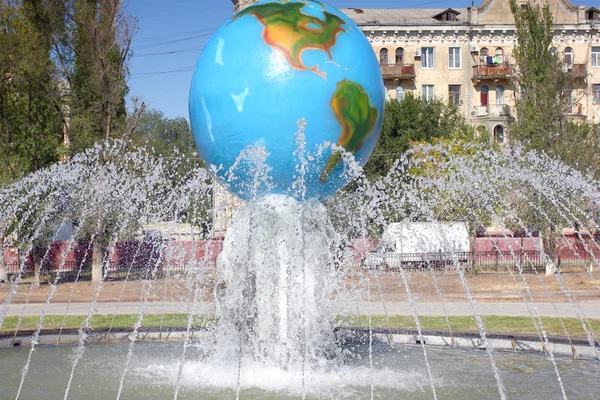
[339,0,600,143]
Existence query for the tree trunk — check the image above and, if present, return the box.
[0,237,7,283]
[60,86,71,163]
[33,246,41,287]
[470,229,477,273]
[91,235,104,284]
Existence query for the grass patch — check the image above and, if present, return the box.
[339,315,600,338]
[1,314,598,339]
[1,314,216,333]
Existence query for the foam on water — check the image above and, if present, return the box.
[132,360,431,398]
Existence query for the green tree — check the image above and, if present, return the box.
[68,0,135,155]
[0,1,63,183]
[551,122,600,177]
[509,0,565,149]
[363,92,474,180]
[509,0,600,176]
[132,109,197,157]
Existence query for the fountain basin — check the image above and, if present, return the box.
[1,340,598,399]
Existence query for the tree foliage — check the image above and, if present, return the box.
[0,1,63,183]
[0,0,138,184]
[363,92,475,180]
[68,0,134,153]
[509,0,565,148]
[132,109,197,158]
[509,0,600,176]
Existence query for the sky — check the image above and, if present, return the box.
[126,0,600,120]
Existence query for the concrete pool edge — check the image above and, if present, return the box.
[1,326,597,360]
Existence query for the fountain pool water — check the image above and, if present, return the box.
[1,341,599,399]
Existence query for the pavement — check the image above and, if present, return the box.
[356,301,600,319]
[4,300,600,319]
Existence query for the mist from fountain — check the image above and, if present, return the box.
[0,132,600,399]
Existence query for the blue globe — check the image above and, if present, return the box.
[189,0,384,201]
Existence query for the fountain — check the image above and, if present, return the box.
[1,0,599,399]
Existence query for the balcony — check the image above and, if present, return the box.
[472,64,514,81]
[565,63,587,79]
[380,64,416,80]
[472,104,511,118]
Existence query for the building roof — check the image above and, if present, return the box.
[342,7,469,26]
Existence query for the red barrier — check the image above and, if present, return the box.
[555,235,600,265]
[475,237,543,252]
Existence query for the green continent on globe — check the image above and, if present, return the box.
[232,1,346,78]
[320,79,379,183]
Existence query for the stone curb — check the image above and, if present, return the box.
[2,326,598,360]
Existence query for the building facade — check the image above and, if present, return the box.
[341,0,600,144]
[231,0,259,13]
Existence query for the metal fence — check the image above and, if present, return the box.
[104,260,216,280]
[351,17,465,26]
[361,251,547,273]
[473,251,545,273]
[556,250,600,267]
[5,248,592,281]
[3,239,222,281]
[5,259,216,281]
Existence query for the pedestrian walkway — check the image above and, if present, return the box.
[4,300,600,319]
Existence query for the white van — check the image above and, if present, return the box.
[363,222,471,270]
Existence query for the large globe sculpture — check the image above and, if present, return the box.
[189,0,384,200]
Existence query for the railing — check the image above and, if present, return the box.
[352,17,465,26]
[472,64,513,80]
[5,262,21,274]
[360,251,546,273]
[104,260,216,280]
[474,251,545,272]
[362,252,470,272]
[556,249,600,267]
[5,246,592,280]
[565,63,587,79]
[473,104,510,117]
[380,63,416,79]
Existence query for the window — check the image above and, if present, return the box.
[422,85,434,101]
[396,86,404,102]
[433,9,459,22]
[449,85,461,105]
[565,88,573,113]
[395,48,404,65]
[550,47,558,57]
[481,85,489,106]
[495,48,504,64]
[380,48,388,65]
[422,47,434,69]
[480,47,489,65]
[442,12,457,21]
[593,47,600,68]
[448,47,461,69]
[593,84,600,104]
[565,47,573,67]
[476,125,487,138]
[496,86,504,105]
[494,125,505,143]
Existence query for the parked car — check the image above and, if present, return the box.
[363,222,470,270]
